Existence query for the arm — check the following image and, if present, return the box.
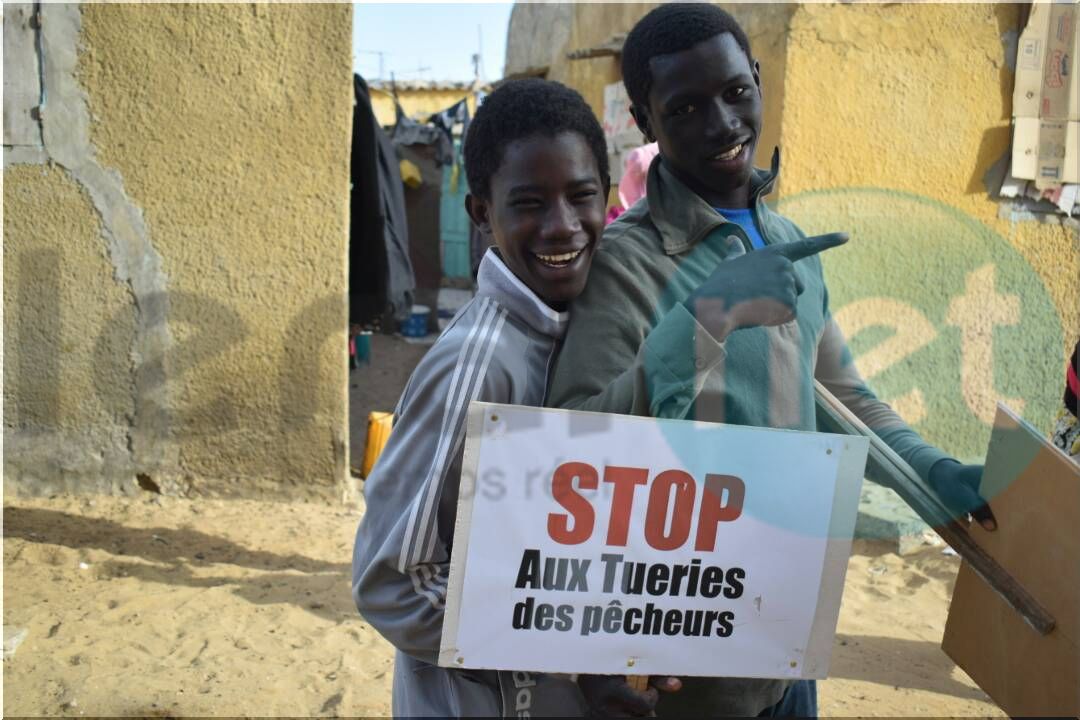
[547,249,726,418]
[352,329,511,663]
[814,316,950,483]
[815,311,995,528]
[549,232,848,417]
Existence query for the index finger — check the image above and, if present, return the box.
[650,676,683,693]
[773,232,849,262]
[971,502,997,532]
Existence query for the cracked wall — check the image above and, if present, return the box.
[3,163,137,493]
[4,4,352,500]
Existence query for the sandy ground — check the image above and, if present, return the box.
[4,491,1003,717]
[5,336,1003,716]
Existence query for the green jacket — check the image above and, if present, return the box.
[546,151,949,716]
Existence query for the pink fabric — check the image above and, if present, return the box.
[605,204,625,225]
[618,142,660,209]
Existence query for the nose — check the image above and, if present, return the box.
[542,198,581,242]
[705,98,741,138]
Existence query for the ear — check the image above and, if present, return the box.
[465,194,493,235]
[629,104,656,144]
[752,59,762,97]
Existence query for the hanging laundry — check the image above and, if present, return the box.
[394,114,453,166]
[618,142,660,209]
[429,97,471,151]
[431,97,473,194]
[350,74,416,327]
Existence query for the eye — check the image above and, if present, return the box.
[727,86,750,100]
[571,189,599,203]
[672,103,696,116]
[510,197,542,209]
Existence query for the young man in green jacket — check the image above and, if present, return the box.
[546,4,996,717]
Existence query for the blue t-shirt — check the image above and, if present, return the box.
[716,207,765,250]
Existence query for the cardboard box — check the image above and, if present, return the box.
[942,404,1080,717]
[1069,118,1080,181]
[1013,1,1053,119]
[1049,1,1080,121]
[1011,1,1079,186]
[1012,117,1079,183]
[1014,1,1079,121]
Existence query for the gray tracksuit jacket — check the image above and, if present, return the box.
[352,249,587,718]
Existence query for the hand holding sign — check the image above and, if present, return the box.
[578,674,681,717]
[685,233,849,340]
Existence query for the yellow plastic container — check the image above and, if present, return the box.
[362,411,394,478]
[399,159,422,189]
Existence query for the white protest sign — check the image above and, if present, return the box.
[439,402,868,679]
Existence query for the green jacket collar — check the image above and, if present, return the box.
[646,147,781,256]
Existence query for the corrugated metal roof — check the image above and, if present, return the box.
[368,79,488,92]
[567,33,626,61]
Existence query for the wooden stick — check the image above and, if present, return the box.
[626,676,658,717]
[814,381,1055,635]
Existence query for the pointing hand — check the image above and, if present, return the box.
[685,233,849,340]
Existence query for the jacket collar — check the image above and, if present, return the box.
[475,248,569,339]
[647,147,781,255]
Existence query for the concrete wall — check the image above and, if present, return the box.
[506,2,1077,461]
[3,4,353,500]
[775,3,1075,459]
[504,2,572,77]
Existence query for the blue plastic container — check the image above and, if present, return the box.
[401,305,431,337]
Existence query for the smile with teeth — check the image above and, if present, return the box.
[533,248,584,267]
[712,143,745,161]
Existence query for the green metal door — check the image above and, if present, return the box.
[440,146,471,278]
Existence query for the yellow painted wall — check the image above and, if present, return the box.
[3,165,137,494]
[4,4,353,500]
[776,3,1077,457]
[369,87,478,129]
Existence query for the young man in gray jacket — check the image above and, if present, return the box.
[352,79,609,717]
[546,4,997,717]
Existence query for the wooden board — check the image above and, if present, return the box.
[942,404,1080,717]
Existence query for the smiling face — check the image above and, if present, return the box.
[466,131,607,308]
[633,32,763,209]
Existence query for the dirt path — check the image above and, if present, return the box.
[3,494,1001,717]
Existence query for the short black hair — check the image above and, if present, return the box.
[621,3,753,109]
[464,78,609,200]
